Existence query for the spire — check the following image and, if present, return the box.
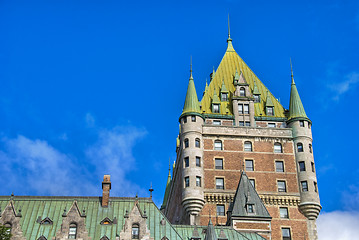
[204,219,218,240]
[181,60,201,117]
[288,60,308,120]
[226,15,235,52]
[160,159,172,210]
[203,79,209,96]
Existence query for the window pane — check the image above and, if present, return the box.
[297,143,303,152]
[221,93,228,101]
[274,143,282,153]
[314,182,318,192]
[267,107,274,116]
[213,120,221,125]
[184,139,189,148]
[184,157,189,168]
[213,104,220,113]
[311,162,315,172]
[300,120,304,127]
[276,161,284,172]
[280,207,289,218]
[299,161,306,171]
[215,159,223,169]
[244,104,249,114]
[247,204,254,213]
[282,228,291,240]
[191,116,196,122]
[301,181,308,192]
[217,205,225,216]
[244,141,252,151]
[238,104,243,114]
[309,144,312,153]
[268,123,276,128]
[214,141,222,150]
[249,179,255,188]
[245,121,251,126]
[195,139,200,148]
[278,181,286,192]
[185,177,189,187]
[196,157,201,167]
[254,95,260,103]
[196,177,201,187]
[183,117,187,123]
[240,88,245,96]
[216,178,224,189]
[132,225,139,239]
[239,121,244,126]
[245,160,254,171]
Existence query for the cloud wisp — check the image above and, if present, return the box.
[328,71,359,101]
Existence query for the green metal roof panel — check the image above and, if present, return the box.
[288,77,308,120]
[182,72,201,116]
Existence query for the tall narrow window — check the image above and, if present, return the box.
[244,104,249,114]
[214,140,223,150]
[191,116,196,122]
[216,178,224,189]
[184,138,189,148]
[282,228,291,240]
[274,143,282,153]
[195,138,200,148]
[297,143,303,152]
[184,157,189,168]
[217,205,225,216]
[240,87,246,96]
[196,157,201,167]
[238,104,243,114]
[300,120,305,127]
[277,180,286,192]
[184,177,190,187]
[254,95,260,103]
[245,160,254,171]
[247,204,254,213]
[4,223,11,235]
[280,207,289,219]
[301,181,308,192]
[68,223,77,239]
[299,161,306,171]
[276,161,284,172]
[183,117,187,123]
[249,179,255,188]
[314,181,318,192]
[213,104,220,113]
[215,158,223,169]
[221,93,228,101]
[132,224,139,239]
[311,162,315,172]
[196,176,201,187]
[244,141,252,152]
[267,107,274,116]
[309,144,313,153]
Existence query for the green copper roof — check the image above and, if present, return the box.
[265,91,274,107]
[289,75,308,120]
[220,80,229,93]
[204,219,217,240]
[181,71,201,117]
[160,166,172,210]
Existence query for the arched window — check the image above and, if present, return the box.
[214,140,222,150]
[184,138,189,148]
[195,138,200,148]
[297,143,303,152]
[240,87,246,97]
[309,144,312,153]
[274,143,282,153]
[4,222,12,234]
[244,141,252,152]
[68,223,77,239]
[132,223,139,239]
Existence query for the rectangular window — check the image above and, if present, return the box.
[277,180,286,192]
[196,157,201,167]
[300,120,304,127]
[267,107,274,116]
[247,204,254,213]
[314,182,318,192]
[239,121,244,126]
[185,177,190,187]
[213,120,221,125]
[213,104,220,113]
[183,117,187,123]
[196,176,201,187]
[301,181,308,192]
[249,179,255,188]
[254,95,260,103]
[215,158,223,169]
[309,123,312,129]
[184,157,189,168]
[311,162,315,172]
[268,123,276,128]
[280,207,289,218]
[245,121,251,126]
[221,93,228,101]
[244,104,249,114]
[245,160,254,171]
[214,141,222,150]
[216,178,224,189]
[217,204,225,216]
[282,228,291,240]
[276,161,284,172]
[191,116,196,122]
[299,161,306,171]
[238,104,243,114]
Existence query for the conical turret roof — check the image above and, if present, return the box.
[181,69,201,118]
[288,68,308,121]
[160,165,172,210]
[204,219,218,240]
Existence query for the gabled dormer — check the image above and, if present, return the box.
[220,80,229,102]
[252,80,261,103]
[212,88,221,114]
[265,91,275,116]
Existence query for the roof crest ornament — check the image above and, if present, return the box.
[190,56,193,79]
[227,14,231,41]
[290,58,295,84]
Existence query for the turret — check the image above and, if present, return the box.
[287,62,321,240]
[179,63,205,225]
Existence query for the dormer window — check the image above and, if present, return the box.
[132,223,140,239]
[247,204,254,213]
[213,104,220,113]
[254,95,260,103]
[221,93,228,101]
[240,87,246,97]
[68,223,77,239]
[4,222,11,234]
[267,106,274,116]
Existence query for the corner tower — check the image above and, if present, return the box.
[287,62,321,240]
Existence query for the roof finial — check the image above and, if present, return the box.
[290,58,295,84]
[228,14,231,40]
[190,56,193,79]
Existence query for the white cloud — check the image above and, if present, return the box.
[329,72,359,101]
[85,112,95,127]
[317,211,359,240]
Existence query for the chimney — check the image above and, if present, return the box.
[102,175,111,207]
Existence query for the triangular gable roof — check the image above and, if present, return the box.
[204,219,217,240]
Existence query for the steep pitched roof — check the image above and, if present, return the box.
[288,67,308,121]
[204,219,217,240]
[181,69,201,118]
[200,38,285,118]
[229,171,271,219]
[161,166,172,210]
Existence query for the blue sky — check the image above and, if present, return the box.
[1,0,359,238]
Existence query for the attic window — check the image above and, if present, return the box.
[221,93,228,101]
[132,223,139,239]
[213,104,220,113]
[240,87,246,97]
[247,204,254,213]
[267,107,274,116]
[40,217,53,225]
[68,223,77,239]
[4,222,11,234]
[254,95,260,103]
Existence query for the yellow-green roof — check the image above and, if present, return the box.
[200,39,286,118]
[289,76,308,120]
[181,72,201,117]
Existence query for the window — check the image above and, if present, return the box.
[185,177,190,187]
[268,123,276,128]
[184,138,189,148]
[244,104,249,114]
[267,107,274,116]
[244,141,252,152]
[254,95,260,103]
[221,93,228,101]
[196,157,201,167]
[274,143,282,153]
[196,176,201,187]
[68,223,77,239]
[249,179,255,188]
[238,104,243,114]
[245,121,251,126]
[280,207,289,219]
[300,120,304,127]
[213,104,220,113]
[195,138,200,148]
[245,160,254,171]
[311,162,315,172]
[301,181,308,192]
[132,224,139,239]
[314,181,318,192]
[240,87,246,96]
[4,222,11,235]
[213,120,221,125]
[282,228,291,240]
[277,180,286,192]
[309,144,312,153]
[216,178,224,189]
[299,161,306,171]
[215,158,223,169]
[214,140,223,150]
[297,143,303,152]
[183,117,187,123]
[247,204,254,213]
[191,116,196,122]
[276,161,284,172]
[217,205,225,216]
[239,121,244,126]
[184,157,189,168]
[308,123,311,129]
